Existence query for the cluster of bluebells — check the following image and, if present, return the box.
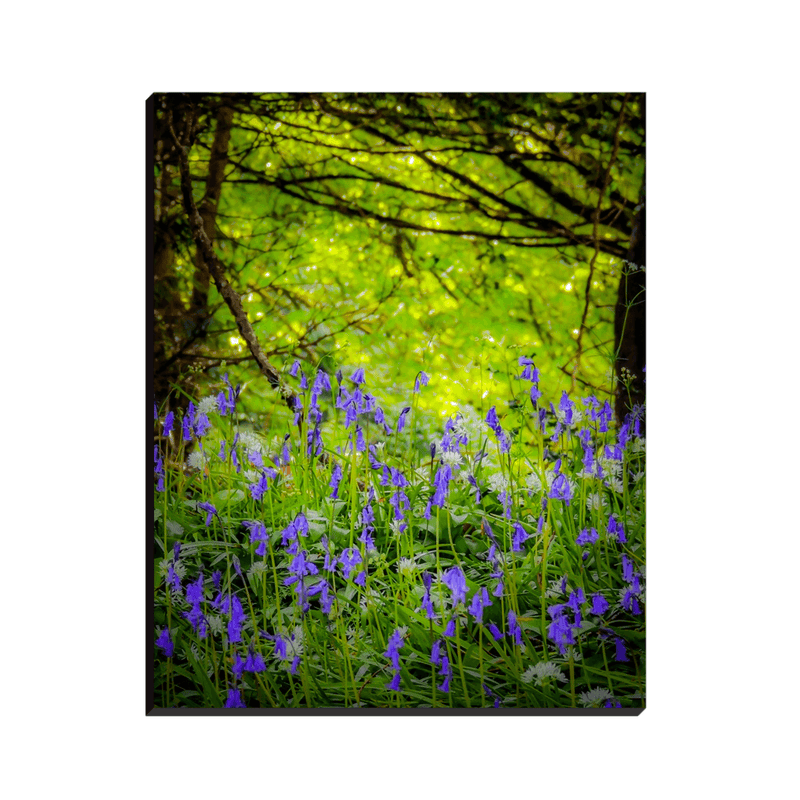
[430,638,452,693]
[154,360,644,708]
[485,406,511,454]
[383,628,405,692]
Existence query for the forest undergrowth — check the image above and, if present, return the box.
[153,358,645,709]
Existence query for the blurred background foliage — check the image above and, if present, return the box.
[152,92,645,439]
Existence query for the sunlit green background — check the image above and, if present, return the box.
[153,92,644,436]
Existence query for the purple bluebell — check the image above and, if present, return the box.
[468,587,493,623]
[338,548,362,580]
[507,610,523,646]
[576,527,599,546]
[197,501,217,526]
[397,406,411,433]
[156,628,174,657]
[329,461,343,499]
[245,646,267,673]
[442,566,468,607]
[414,371,430,392]
[224,688,246,708]
[614,637,629,662]
[590,592,609,616]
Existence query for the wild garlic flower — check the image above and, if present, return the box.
[606,477,625,494]
[396,558,416,576]
[521,662,567,686]
[197,396,218,416]
[630,437,646,455]
[186,450,208,470]
[586,493,607,511]
[441,449,463,468]
[237,430,264,453]
[487,472,509,494]
[579,687,615,707]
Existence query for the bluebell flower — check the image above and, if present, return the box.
[414,371,429,392]
[227,594,246,643]
[397,406,411,433]
[245,646,267,672]
[590,592,609,615]
[442,566,468,607]
[156,628,174,657]
[231,650,245,680]
[338,548,362,580]
[197,501,217,526]
[483,683,501,708]
[621,554,635,583]
[622,590,641,615]
[511,522,529,552]
[487,622,504,641]
[614,637,629,662]
[383,628,405,670]
[167,563,181,595]
[598,401,613,433]
[350,368,366,385]
[608,514,627,544]
[444,618,456,637]
[547,612,575,655]
[508,610,523,646]
[224,688,246,708]
[576,527,598,546]
[437,654,451,693]
[468,587,492,623]
[163,411,174,437]
[421,571,437,620]
[289,360,300,377]
[244,520,269,557]
[549,473,573,505]
[329,461,343,499]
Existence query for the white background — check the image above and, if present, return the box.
[3,2,796,797]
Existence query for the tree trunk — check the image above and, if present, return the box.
[614,176,646,427]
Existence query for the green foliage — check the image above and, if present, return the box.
[154,93,645,424]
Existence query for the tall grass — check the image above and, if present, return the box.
[153,359,645,709]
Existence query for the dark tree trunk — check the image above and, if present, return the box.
[614,176,646,427]
[152,97,233,420]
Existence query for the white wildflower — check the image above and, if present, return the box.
[396,558,416,577]
[487,472,509,493]
[197,396,217,416]
[606,477,625,494]
[237,430,264,453]
[521,662,567,686]
[207,615,224,636]
[579,687,615,707]
[165,520,184,537]
[186,450,208,470]
[586,493,607,512]
[441,449,463,468]
[630,437,646,455]
[526,471,545,493]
